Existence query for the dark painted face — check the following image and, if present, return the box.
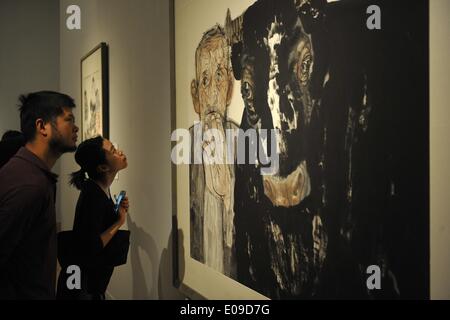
[239,16,314,177]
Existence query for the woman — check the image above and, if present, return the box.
[57,136,129,300]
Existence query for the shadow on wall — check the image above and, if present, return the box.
[158,224,186,300]
[167,229,205,300]
[127,214,158,299]
[127,214,185,299]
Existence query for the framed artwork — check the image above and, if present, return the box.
[173,0,429,300]
[80,42,109,141]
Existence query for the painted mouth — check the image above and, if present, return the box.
[206,109,217,115]
[205,110,224,119]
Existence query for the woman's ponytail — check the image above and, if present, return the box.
[69,168,87,190]
[69,136,106,190]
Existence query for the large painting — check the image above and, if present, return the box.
[174,0,429,299]
[81,43,109,141]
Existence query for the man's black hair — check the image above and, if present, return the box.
[1,130,23,141]
[18,91,76,142]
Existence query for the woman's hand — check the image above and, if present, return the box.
[118,196,129,226]
[102,196,130,247]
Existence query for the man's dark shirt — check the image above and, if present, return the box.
[0,147,58,299]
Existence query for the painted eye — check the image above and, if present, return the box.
[242,81,253,101]
[202,74,209,87]
[216,69,223,83]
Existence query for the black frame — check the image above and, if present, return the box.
[80,42,110,141]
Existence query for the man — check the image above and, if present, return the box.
[189,25,238,278]
[0,91,78,299]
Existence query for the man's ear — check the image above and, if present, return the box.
[36,119,49,138]
[226,74,234,107]
[191,79,200,115]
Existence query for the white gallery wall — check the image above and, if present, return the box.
[0,0,62,221]
[0,0,59,138]
[58,0,183,299]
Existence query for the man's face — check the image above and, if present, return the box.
[49,107,79,153]
[194,35,232,121]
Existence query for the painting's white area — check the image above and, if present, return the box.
[268,220,286,290]
[284,91,299,133]
[266,20,285,155]
[203,189,224,273]
[82,66,102,140]
[312,215,327,268]
[323,72,330,87]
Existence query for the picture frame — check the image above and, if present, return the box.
[80,42,109,141]
[173,0,266,300]
[173,0,429,300]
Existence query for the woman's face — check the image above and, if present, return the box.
[102,139,128,172]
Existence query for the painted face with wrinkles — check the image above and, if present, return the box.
[194,34,233,122]
[239,18,314,178]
